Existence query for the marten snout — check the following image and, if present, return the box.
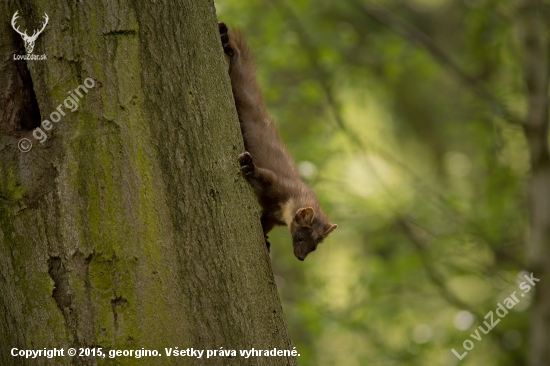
[293,247,308,261]
[292,231,318,261]
[294,247,312,261]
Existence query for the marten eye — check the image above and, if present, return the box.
[298,235,304,242]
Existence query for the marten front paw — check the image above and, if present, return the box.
[238,152,255,177]
[218,22,235,58]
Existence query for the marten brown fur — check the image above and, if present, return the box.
[219,22,337,261]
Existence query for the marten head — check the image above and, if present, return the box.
[290,207,337,261]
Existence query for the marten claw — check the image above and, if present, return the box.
[238,151,253,166]
[239,153,255,177]
[218,22,228,34]
[238,152,255,177]
[218,22,234,57]
[241,165,254,177]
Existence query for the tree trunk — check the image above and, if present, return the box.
[515,1,550,365]
[0,1,296,365]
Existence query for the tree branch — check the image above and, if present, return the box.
[514,1,550,365]
[515,0,550,171]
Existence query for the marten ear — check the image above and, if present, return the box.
[322,224,338,237]
[295,207,315,226]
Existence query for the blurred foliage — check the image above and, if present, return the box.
[216,0,541,365]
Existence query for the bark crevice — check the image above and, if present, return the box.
[48,256,79,344]
[48,256,72,313]
[1,29,41,134]
[110,296,128,325]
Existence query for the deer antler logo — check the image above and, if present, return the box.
[11,11,49,54]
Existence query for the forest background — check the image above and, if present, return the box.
[216,0,548,365]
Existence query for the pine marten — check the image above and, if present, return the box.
[219,22,337,261]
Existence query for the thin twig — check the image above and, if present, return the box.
[398,218,475,311]
[355,2,524,126]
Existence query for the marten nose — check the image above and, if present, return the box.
[297,256,305,261]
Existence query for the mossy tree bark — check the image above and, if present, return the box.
[0,1,296,365]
